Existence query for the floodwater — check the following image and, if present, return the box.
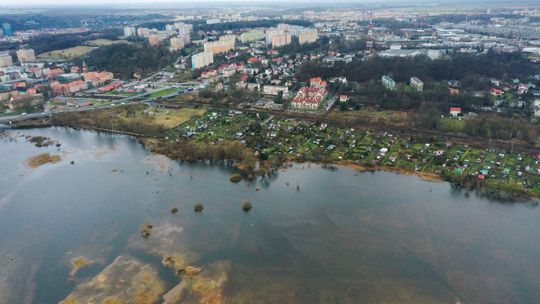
[0,127,539,303]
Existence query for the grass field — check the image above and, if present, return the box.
[121,107,206,129]
[85,39,130,47]
[38,46,95,59]
[149,88,181,99]
[328,108,410,127]
[102,90,139,97]
[438,117,466,133]
[149,108,206,128]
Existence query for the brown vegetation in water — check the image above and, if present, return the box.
[28,136,56,147]
[60,256,165,304]
[145,139,258,174]
[242,200,252,212]
[229,173,242,183]
[162,255,188,271]
[140,223,153,239]
[27,153,62,168]
[194,204,204,212]
[177,266,201,278]
[70,256,93,277]
[163,261,230,304]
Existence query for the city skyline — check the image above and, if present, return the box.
[6,0,536,7]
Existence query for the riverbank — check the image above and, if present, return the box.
[10,106,540,202]
[338,160,445,182]
[140,137,539,202]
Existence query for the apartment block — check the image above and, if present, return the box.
[0,52,13,67]
[170,37,185,51]
[192,51,214,69]
[271,33,292,48]
[16,49,36,63]
[410,77,424,92]
[204,35,236,54]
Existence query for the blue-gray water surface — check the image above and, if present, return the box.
[0,127,539,304]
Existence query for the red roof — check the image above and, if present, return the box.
[450,107,462,112]
[490,88,503,95]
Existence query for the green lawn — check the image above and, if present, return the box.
[149,88,180,99]
[38,46,95,59]
[438,117,465,133]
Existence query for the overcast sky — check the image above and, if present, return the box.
[6,0,262,6]
[3,0,527,7]
[2,0,448,5]
[9,0,316,4]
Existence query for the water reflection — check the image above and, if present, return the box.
[0,127,539,304]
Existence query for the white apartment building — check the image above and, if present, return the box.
[271,33,292,48]
[192,51,214,69]
[298,29,318,44]
[204,35,236,54]
[0,53,13,67]
[16,49,36,63]
[123,26,137,37]
[263,85,289,96]
[265,28,285,44]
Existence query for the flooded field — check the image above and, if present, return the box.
[1,127,539,303]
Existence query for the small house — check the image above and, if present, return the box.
[449,107,462,117]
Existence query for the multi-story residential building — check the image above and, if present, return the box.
[291,78,328,110]
[137,27,152,38]
[271,33,292,48]
[50,80,88,96]
[16,49,36,63]
[278,23,304,36]
[148,35,162,47]
[263,85,289,96]
[174,22,192,30]
[47,67,65,79]
[382,75,396,91]
[239,29,265,43]
[192,51,214,69]
[179,34,191,45]
[533,99,540,118]
[298,29,318,44]
[310,77,327,88]
[174,22,193,36]
[410,76,424,92]
[204,35,236,54]
[83,71,114,87]
[218,63,238,77]
[290,86,327,110]
[170,37,185,51]
[265,28,285,44]
[0,52,13,67]
[123,26,137,37]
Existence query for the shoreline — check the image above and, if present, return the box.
[337,160,445,183]
[9,123,540,202]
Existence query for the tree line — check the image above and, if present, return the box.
[74,43,177,79]
[298,51,538,85]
